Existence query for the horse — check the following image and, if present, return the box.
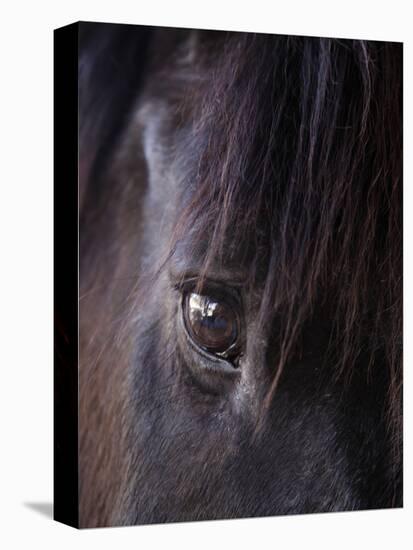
[78,23,403,527]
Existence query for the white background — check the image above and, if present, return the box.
[0,0,410,547]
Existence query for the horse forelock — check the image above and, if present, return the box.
[147,34,402,452]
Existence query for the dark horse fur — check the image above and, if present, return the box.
[78,24,402,527]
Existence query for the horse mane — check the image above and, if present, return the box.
[80,27,402,477]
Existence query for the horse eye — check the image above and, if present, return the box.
[183,292,239,357]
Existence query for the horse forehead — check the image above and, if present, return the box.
[138,97,197,181]
[170,239,250,284]
[136,99,270,278]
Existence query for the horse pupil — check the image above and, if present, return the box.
[201,316,227,330]
[185,292,237,353]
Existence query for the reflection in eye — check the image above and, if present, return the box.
[183,292,239,357]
